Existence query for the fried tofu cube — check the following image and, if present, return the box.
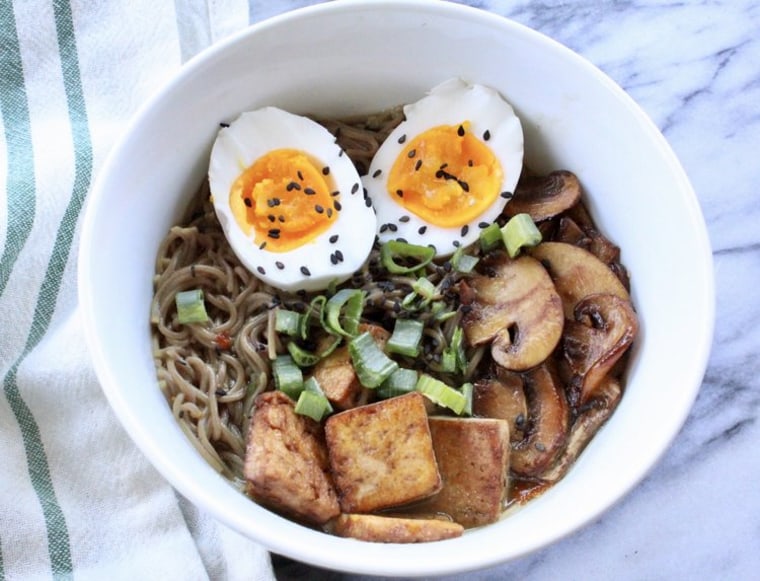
[244,391,340,525]
[325,392,441,513]
[332,514,463,543]
[421,416,510,528]
[312,324,390,410]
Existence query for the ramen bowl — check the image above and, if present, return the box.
[79,0,714,576]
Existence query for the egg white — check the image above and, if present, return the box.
[208,107,376,292]
[362,78,524,256]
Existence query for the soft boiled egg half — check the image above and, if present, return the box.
[208,107,376,292]
[363,78,524,255]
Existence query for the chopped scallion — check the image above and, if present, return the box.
[451,247,479,273]
[479,222,502,252]
[325,289,365,337]
[275,308,303,337]
[175,289,209,324]
[501,213,542,258]
[412,277,436,300]
[272,354,303,399]
[286,341,322,367]
[377,368,419,399]
[295,389,333,421]
[461,382,474,416]
[415,374,467,414]
[348,331,399,388]
[387,318,424,357]
[380,240,435,274]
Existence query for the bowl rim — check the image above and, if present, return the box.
[78,0,715,576]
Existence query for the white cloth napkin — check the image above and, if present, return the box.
[0,1,275,579]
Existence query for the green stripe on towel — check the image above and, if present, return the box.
[1,0,93,577]
[0,0,36,297]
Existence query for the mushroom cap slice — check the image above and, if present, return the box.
[506,170,582,222]
[473,369,528,442]
[462,253,564,371]
[510,363,570,478]
[562,293,638,406]
[529,241,630,319]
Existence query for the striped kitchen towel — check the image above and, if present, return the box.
[0,1,275,579]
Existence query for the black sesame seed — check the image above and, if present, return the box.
[483,129,491,141]
[397,238,408,243]
[363,187,368,198]
[440,163,448,170]
[300,266,311,276]
[351,182,360,194]
[268,229,280,239]
[468,159,474,167]
[327,208,333,218]
[278,215,285,222]
[329,234,339,243]
[478,221,490,229]
[335,250,344,262]
[453,240,461,248]
[501,191,514,199]
[330,253,339,265]
[333,200,342,211]
[339,149,345,157]
[388,223,398,232]
[365,198,372,207]
[414,159,423,171]
[244,198,252,207]
[407,149,416,159]
[257,266,266,275]
[322,166,330,175]
[395,189,404,198]
[286,181,300,191]
[304,187,316,196]
[372,169,382,178]
[379,224,389,233]
[459,180,470,192]
[219,122,230,128]
[460,225,469,237]
[398,134,407,144]
[399,215,410,223]
[331,190,340,197]
[457,125,465,137]
[418,225,427,235]
[275,261,284,270]
[267,215,276,222]
[259,241,267,250]
[297,170,304,181]
[315,204,324,214]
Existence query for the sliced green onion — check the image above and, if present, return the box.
[479,222,502,252]
[380,241,436,274]
[348,331,399,388]
[303,295,327,339]
[501,213,542,258]
[275,308,303,337]
[441,326,466,374]
[286,341,322,367]
[272,354,303,399]
[460,382,474,417]
[377,368,419,399]
[387,318,424,357]
[175,289,209,324]
[440,348,457,373]
[325,289,365,337]
[295,389,333,422]
[412,277,436,300]
[415,374,467,415]
[451,247,479,273]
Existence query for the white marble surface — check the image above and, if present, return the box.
[252,1,760,580]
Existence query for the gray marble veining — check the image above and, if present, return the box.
[252,1,760,579]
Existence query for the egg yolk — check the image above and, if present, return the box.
[387,123,503,228]
[229,149,337,252]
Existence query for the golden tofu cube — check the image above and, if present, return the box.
[332,513,463,543]
[325,392,441,513]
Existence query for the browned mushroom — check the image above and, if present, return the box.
[539,376,622,483]
[510,363,570,477]
[505,170,582,222]
[528,242,630,319]
[461,254,564,371]
[562,293,638,407]
[472,369,528,442]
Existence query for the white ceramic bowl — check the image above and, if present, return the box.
[79,0,714,576]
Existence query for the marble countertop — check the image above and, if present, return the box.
[255,1,760,580]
